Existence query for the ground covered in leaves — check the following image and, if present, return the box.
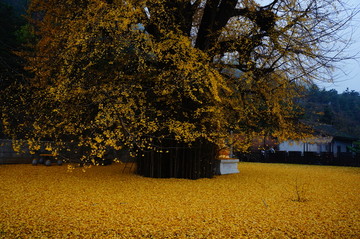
[0,162,359,238]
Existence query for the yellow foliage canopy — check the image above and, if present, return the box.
[2,0,352,160]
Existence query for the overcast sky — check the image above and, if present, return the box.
[318,0,360,93]
[256,0,360,93]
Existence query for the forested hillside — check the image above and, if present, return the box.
[302,85,360,138]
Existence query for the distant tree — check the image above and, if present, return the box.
[301,84,360,138]
[0,2,30,138]
[320,105,334,125]
[0,0,36,138]
[0,2,22,88]
[347,141,360,154]
[0,0,29,15]
[2,0,357,177]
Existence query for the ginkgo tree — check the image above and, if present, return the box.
[2,0,356,178]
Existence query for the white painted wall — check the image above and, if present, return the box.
[332,140,351,156]
[279,139,353,156]
[278,140,303,152]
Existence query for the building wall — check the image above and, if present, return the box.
[278,140,304,152]
[303,142,320,153]
[0,139,132,164]
[279,139,353,156]
[332,140,351,156]
[278,140,318,154]
[0,139,32,164]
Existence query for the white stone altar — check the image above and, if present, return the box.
[216,158,239,175]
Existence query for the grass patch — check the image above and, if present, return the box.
[0,162,359,238]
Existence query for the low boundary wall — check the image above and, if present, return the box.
[237,150,360,167]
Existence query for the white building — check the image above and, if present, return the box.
[278,125,357,156]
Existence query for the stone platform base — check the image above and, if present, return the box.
[216,158,239,175]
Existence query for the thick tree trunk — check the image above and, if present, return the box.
[136,139,217,179]
[195,0,242,51]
